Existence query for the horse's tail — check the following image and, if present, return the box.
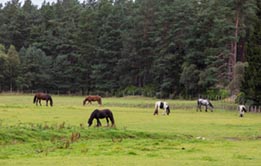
[98,98,102,105]
[109,111,115,127]
[196,99,200,110]
[33,95,37,103]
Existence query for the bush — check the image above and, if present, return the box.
[235,92,246,104]
[204,89,229,100]
[117,85,156,97]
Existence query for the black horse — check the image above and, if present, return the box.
[87,109,115,127]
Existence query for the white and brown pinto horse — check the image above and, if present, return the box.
[154,101,170,115]
[238,105,247,117]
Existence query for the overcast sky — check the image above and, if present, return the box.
[0,0,84,7]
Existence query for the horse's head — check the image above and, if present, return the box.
[87,118,93,127]
[47,95,53,106]
[83,96,90,105]
[208,101,214,111]
[87,110,96,127]
[208,101,213,107]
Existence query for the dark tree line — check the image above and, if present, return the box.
[0,0,260,103]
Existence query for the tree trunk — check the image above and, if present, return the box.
[229,10,239,81]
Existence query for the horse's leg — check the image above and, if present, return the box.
[46,100,48,106]
[39,99,42,106]
[205,105,208,112]
[199,105,202,112]
[96,118,101,127]
[153,107,158,115]
[36,98,38,106]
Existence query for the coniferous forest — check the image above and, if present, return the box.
[0,0,260,104]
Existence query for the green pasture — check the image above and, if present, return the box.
[0,94,261,166]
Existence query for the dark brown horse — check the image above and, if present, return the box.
[33,92,53,106]
[87,109,115,127]
[83,95,102,106]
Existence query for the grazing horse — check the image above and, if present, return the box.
[83,95,102,106]
[33,92,53,106]
[154,101,170,115]
[197,98,213,112]
[87,109,115,127]
[238,105,247,117]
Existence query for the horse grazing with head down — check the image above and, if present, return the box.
[33,92,53,107]
[87,109,115,127]
[83,95,102,106]
[154,101,170,115]
[197,98,213,112]
[238,105,247,117]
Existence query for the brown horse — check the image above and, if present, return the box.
[83,95,102,106]
[33,92,53,106]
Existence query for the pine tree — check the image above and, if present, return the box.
[6,45,20,91]
[0,44,8,91]
[241,0,261,104]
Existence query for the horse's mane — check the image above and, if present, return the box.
[97,97,102,105]
[107,109,115,125]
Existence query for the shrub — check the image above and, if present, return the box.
[235,92,246,104]
[204,88,229,100]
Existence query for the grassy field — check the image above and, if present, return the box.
[0,94,261,166]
